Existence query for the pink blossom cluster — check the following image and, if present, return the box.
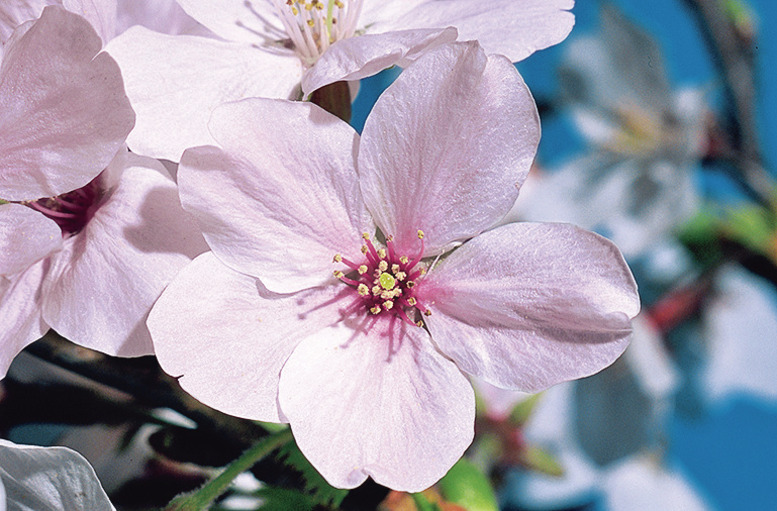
[0,0,639,493]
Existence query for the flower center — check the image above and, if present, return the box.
[22,175,103,236]
[333,230,432,327]
[272,0,363,65]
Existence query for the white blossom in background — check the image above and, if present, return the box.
[517,4,707,257]
[0,440,115,511]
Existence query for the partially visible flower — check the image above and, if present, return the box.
[701,266,777,402]
[517,4,707,257]
[0,7,206,377]
[0,439,116,511]
[148,42,639,491]
[0,0,207,45]
[106,0,575,161]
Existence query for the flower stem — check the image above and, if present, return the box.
[411,492,440,511]
[310,81,352,123]
[164,428,294,511]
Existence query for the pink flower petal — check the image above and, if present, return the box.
[0,6,134,201]
[41,152,206,357]
[62,0,116,43]
[279,322,474,491]
[359,41,539,255]
[175,0,283,45]
[106,28,301,162]
[0,1,51,43]
[378,0,575,63]
[0,204,60,275]
[179,98,372,293]
[0,261,48,379]
[421,223,640,391]
[148,252,348,422]
[301,27,457,95]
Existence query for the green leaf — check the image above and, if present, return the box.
[437,458,498,511]
[507,392,542,427]
[521,446,564,477]
[276,439,348,507]
[410,492,442,511]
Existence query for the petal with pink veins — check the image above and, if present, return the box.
[0,6,134,201]
[279,321,474,491]
[179,98,372,293]
[0,204,60,275]
[0,261,48,379]
[148,252,348,422]
[106,28,301,162]
[359,42,539,255]
[377,0,575,63]
[41,152,206,358]
[301,27,457,95]
[422,223,639,391]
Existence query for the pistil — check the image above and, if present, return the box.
[22,176,102,236]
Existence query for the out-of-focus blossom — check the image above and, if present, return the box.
[0,0,207,45]
[518,4,707,257]
[0,439,116,511]
[106,0,575,161]
[148,42,638,491]
[601,455,710,511]
[0,7,206,377]
[701,265,777,402]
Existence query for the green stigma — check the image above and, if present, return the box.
[379,272,396,290]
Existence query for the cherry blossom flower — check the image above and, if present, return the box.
[148,41,639,491]
[0,7,206,377]
[106,0,575,161]
[517,4,706,257]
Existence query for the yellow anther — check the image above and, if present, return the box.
[380,290,393,300]
[358,265,368,274]
[333,270,345,279]
[370,305,381,315]
[378,260,388,272]
[386,234,394,242]
[334,0,343,6]
[372,285,381,295]
[407,297,417,306]
[416,320,424,327]
[395,271,407,281]
[362,232,371,240]
[333,254,342,263]
[377,248,387,259]
[291,6,299,14]
[382,300,394,310]
[419,268,427,275]
[391,264,400,273]
[307,19,315,26]
[357,283,369,296]
[406,281,415,288]
[361,245,369,254]
[417,230,425,239]
[399,255,409,264]
[423,309,432,316]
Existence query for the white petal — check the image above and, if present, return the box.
[148,252,348,422]
[179,99,372,293]
[422,223,639,391]
[280,321,474,491]
[359,41,539,255]
[106,27,301,161]
[0,204,60,276]
[0,440,116,511]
